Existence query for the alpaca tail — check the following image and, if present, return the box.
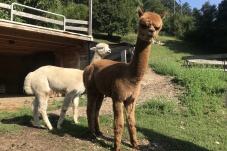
[23,72,35,95]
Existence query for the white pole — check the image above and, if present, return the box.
[88,0,92,36]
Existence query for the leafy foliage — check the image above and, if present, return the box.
[213,0,227,51]
[191,2,217,47]
[163,13,195,38]
[92,0,137,38]
[143,0,165,14]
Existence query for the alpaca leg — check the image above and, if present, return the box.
[72,95,79,124]
[39,94,53,130]
[57,92,74,129]
[113,101,124,151]
[94,94,104,136]
[32,96,44,128]
[124,99,138,149]
[87,93,98,139]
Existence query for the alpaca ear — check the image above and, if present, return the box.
[90,47,96,51]
[137,7,143,17]
[160,11,167,19]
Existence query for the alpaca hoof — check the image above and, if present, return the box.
[36,125,46,129]
[74,121,80,124]
[114,147,121,151]
[57,125,62,129]
[47,126,53,130]
[95,131,103,137]
[90,134,97,140]
[131,141,139,150]
[133,145,139,150]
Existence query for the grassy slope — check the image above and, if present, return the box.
[137,36,227,151]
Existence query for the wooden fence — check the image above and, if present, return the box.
[182,53,227,71]
[0,2,92,37]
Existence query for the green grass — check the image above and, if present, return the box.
[0,97,87,133]
[47,97,87,111]
[136,99,227,151]
[149,36,227,116]
[143,36,227,150]
[0,108,33,133]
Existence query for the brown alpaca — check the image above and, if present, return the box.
[83,8,166,151]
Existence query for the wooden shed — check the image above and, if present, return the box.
[0,2,93,95]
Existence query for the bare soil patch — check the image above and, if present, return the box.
[0,67,178,151]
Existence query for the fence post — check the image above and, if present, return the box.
[88,0,92,36]
[121,50,127,63]
[10,3,14,21]
[63,16,66,31]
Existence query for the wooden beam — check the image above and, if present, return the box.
[0,37,69,50]
[65,26,88,32]
[0,3,10,9]
[13,10,64,26]
[0,35,78,49]
[65,19,88,25]
[0,20,92,43]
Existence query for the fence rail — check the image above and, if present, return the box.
[182,53,227,71]
[0,2,92,37]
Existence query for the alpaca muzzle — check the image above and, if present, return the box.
[107,49,111,54]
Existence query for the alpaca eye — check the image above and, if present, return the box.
[155,27,160,30]
[140,24,147,29]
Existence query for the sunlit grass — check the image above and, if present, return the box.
[149,36,227,116]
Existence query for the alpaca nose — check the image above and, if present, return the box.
[149,28,155,33]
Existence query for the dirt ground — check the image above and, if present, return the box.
[0,67,179,151]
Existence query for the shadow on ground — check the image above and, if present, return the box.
[162,39,206,55]
[1,114,210,151]
[0,114,115,149]
[137,126,209,151]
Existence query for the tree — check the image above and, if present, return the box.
[92,0,136,39]
[163,13,195,38]
[161,0,174,14]
[182,2,192,15]
[143,0,165,14]
[161,0,182,14]
[192,2,217,47]
[21,0,61,11]
[213,0,227,51]
[133,0,143,7]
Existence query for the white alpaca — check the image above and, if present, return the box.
[49,43,111,98]
[23,43,111,130]
[90,43,111,63]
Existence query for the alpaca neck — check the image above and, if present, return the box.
[91,53,101,64]
[128,37,151,82]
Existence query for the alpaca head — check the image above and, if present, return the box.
[90,43,111,58]
[137,8,167,42]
